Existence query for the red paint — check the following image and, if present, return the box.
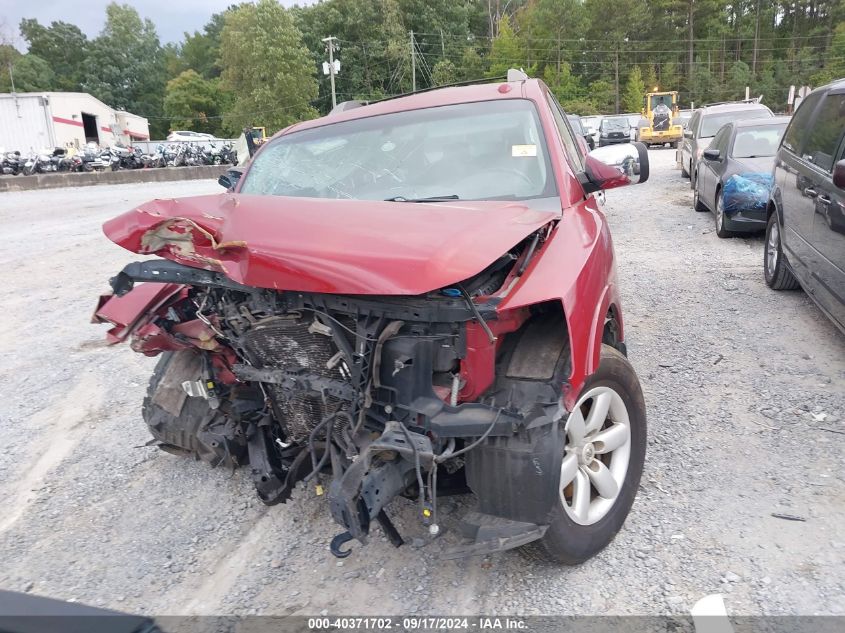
[103,196,557,295]
[52,116,84,128]
[92,283,187,343]
[100,126,112,133]
[98,77,640,412]
[126,130,149,139]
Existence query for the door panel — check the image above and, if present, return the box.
[778,91,824,269]
[809,94,845,330]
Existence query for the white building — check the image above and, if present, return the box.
[0,91,150,151]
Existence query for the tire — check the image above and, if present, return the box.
[142,350,246,467]
[692,176,707,212]
[714,192,733,238]
[764,213,800,290]
[525,344,647,564]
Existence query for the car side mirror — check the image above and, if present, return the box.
[218,167,243,191]
[833,159,845,190]
[703,149,721,161]
[684,130,693,139]
[580,142,649,193]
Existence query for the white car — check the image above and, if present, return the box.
[166,131,216,142]
[581,115,603,148]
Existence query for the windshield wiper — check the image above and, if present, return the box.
[384,194,460,203]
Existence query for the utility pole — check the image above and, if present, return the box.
[322,36,338,108]
[614,46,619,114]
[410,31,416,91]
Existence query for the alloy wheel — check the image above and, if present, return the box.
[559,386,632,526]
[716,197,725,231]
[766,221,780,277]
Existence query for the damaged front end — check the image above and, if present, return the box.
[94,219,569,558]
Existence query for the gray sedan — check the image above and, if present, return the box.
[693,117,790,237]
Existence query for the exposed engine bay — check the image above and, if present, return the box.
[98,227,570,558]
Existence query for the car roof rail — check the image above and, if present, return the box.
[366,74,508,106]
[702,99,762,108]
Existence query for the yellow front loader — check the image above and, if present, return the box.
[638,91,684,146]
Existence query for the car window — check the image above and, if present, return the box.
[711,126,731,153]
[689,112,700,134]
[801,93,845,172]
[240,99,557,202]
[782,91,823,155]
[545,93,586,172]
[700,109,771,137]
[601,117,630,132]
[567,116,585,135]
[732,124,788,158]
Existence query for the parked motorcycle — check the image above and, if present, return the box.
[1,149,23,175]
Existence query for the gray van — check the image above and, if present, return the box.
[765,79,845,334]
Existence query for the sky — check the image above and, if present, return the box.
[0,0,306,50]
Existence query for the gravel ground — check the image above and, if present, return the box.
[0,151,843,617]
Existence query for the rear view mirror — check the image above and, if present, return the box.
[833,159,845,190]
[580,142,649,193]
[684,130,693,139]
[703,149,721,161]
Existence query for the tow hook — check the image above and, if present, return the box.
[329,531,355,558]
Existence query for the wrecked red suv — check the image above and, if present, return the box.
[94,76,650,564]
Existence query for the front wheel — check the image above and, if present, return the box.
[715,195,733,238]
[693,176,707,212]
[527,345,646,564]
[764,213,800,290]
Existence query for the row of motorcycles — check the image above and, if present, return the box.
[1,141,238,176]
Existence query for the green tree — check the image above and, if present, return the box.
[486,15,529,78]
[0,53,56,92]
[181,11,227,79]
[219,0,318,134]
[642,64,658,93]
[589,78,615,112]
[458,46,485,81]
[81,3,167,137]
[811,23,845,86]
[543,62,581,104]
[688,60,717,105]
[660,61,679,92]
[164,70,224,135]
[431,59,457,86]
[19,19,88,90]
[516,0,588,77]
[726,60,751,100]
[622,65,645,112]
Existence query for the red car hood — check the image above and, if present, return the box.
[103,194,558,295]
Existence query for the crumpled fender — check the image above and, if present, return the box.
[92,282,188,344]
[497,200,621,410]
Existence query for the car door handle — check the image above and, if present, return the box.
[804,187,818,198]
[817,194,831,205]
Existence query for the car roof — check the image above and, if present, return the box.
[817,77,845,91]
[733,116,790,128]
[283,79,546,137]
[700,102,771,114]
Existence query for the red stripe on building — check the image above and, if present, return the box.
[100,126,112,132]
[52,116,84,128]
[127,131,149,140]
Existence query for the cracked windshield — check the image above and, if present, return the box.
[240,100,555,202]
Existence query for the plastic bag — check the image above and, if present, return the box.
[722,173,773,214]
